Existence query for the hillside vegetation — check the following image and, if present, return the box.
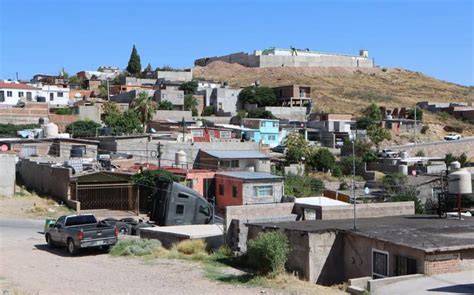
[194,61,474,141]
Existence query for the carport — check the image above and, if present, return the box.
[70,171,138,213]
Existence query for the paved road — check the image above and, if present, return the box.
[373,271,474,295]
[392,136,474,149]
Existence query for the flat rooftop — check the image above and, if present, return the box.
[249,215,474,253]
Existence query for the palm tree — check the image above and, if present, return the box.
[131,92,157,133]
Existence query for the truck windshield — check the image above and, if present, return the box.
[65,215,97,226]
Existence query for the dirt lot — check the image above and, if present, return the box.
[0,197,344,295]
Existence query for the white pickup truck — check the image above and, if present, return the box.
[380,149,398,158]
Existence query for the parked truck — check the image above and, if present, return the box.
[45,214,118,255]
[149,181,214,226]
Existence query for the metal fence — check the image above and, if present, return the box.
[76,183,138,212]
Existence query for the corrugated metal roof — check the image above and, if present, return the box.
[203,150,269,159]
[216,171,283,180]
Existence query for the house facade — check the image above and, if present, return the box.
[189,127,235,142]
[241,118,279,147]
[196,150,271,172]
[273,85,312,107]
[214,171,284,209]
[0,81,41,105]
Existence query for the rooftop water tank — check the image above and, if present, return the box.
[43,123,59,138]
[448,166,472,194]
[175,150,186,168]
[38,117,49,125]
[400,151,408,160]
[398,165,408,175]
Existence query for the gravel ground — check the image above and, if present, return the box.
[0,218,271,295]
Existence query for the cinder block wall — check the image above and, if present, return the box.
[0,154,16,196]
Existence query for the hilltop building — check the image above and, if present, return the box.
[195,47,374,68]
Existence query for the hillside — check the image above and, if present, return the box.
[194,61,474,141]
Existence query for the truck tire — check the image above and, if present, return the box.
[115,222,132,235]
[67,238,79,255]
[45,234,55,248]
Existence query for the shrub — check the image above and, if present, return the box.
[0,123,41,137]
[420,125,429,134]
[201,106,215,116]
[66,120,101,138]
[247,231,290,274]
[110,239,162,256]
[415,150,425,157]
[438,111,451,120]
[53,108,73,115]
[284,174,325,198]
[157,100,174,110]
[175,239,207,255]
[332,166,342,178]
[308,148,335,172]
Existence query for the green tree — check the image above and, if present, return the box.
[363,103,383,121]
[179,81,198,95]
[247,109,275,119]
[239,86,277,107]
[367,125,391,148]
[68,76,82,86]
[157,100,174,110]
[284,133,311,163]
[66,120,101,138]
[406,107,423,121]
[201,106,215,116]
[144,63,153,72]
[340,155,363,176]
[132,169,180,188]
[126,45,142,76]
[445,153,468,167]
[284,174,325,198]
[308,148,336,172]
[184,94,198,111]
[102,102,141,135]
[382,173,423,214]
[98,82,108,98]
[247,231,290,274]
[131,92,158,132]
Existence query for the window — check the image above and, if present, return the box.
[272,122,278,128]
[0,91,4,102]
[26,92,32,101]
[253,185,273,197]
[220,131,231,138]
[230,160,239,168]
[70,145,86,157]
[268,135,276,141]
[260,121,265,127]
[178,193,189,198]
[18,91,24,97]
[191,130,203,137]
[199,205,210,216]
[20,145,37,157]
[176,204,184,215]
[372,250,389,279]
[7,91,12,97]
[218,102,223,110]
[218,184,224,195]
[232,186,238,198]
[49,93,54,101]
[395,255,417,276]
[57,92,63,97]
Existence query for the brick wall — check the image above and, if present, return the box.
[424,255,461,275]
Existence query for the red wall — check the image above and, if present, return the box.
[215,175,243,209]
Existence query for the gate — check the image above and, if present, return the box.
[76,183,138,212]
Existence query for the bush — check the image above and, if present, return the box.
[66,120,101,138]
[201,106,215,116]
[420,125,429,134]
[0,123,41,137]
[53,108,73,115]
[332,166,342,178]
[308,148,335,172]
[110,239,162,256]
[175,239,207,255]
[247,231,289,274]
[284,174,325,198]
[415,150,425,157]
[247,109,276,119]
[157,100,174,110]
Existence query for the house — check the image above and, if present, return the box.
[273,85,312,107]
[0,81,41,105]
[381,118,423,136]
[196,83,242,115]
[196,149,271,172]
[160,166,216,200]
[110,89,155,104]
[189,126,236,142]
[154,81,185,110]
[36,83,70,106]
[76,68,120,81]
[247,215,474,285]
[241,118,279,147]
[31,74,67,85]
[215,171,284,209]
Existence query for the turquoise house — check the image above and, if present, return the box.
[241,118,280,147]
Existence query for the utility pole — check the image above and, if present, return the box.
[106,79,110,101]
[352,137,356,230]
[414,105,417,147]
[182,117,186,142]
[157,141,161,168]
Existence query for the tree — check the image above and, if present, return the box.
[157,100,174,110]
[284,174,325,198]
[131,92,158,133]
[247,109,276,119]
[144,63,153,72]
[363,103,383,121]
[239,86,277,107]
[284,133,311,163]
[132,169,180,188]
[445,153,468,167]
[382,173,423,214]
[184,94,198,111]
[308,148,336,172]
[98,82,108,98]
[367,125,391,148]
[68,76,82,86]
[356,116,375,130]
[126,45,142,76]
[66,120,101,138]
[340,155,363,176]
[406,107,423,121]
[179,81,198,95]
[102,102,141,135]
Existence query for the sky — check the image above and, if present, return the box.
[0,0,472,85]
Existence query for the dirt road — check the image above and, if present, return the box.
[0,218,270,295]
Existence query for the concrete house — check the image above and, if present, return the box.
[196,150,271,173]
[247,215,474,286]
[215,171,284,210]
[196,83,242,115]
[0,81,41,105]
[273,85,312,107]
[154,81,184,110]
[241,118,280,147]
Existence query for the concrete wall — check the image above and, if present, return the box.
[264,106,307,121]
[77,105,102,122]
[319,202,415,220]
[242,181,283,205]
[18,159,71,202]
[390,138,474,158]
[152,110,192,121]
[156,70,192,82]
[0,154,16,196]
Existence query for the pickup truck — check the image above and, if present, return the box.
[45,214,118,255]
[380,149,398,158]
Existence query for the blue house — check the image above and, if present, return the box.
[241,118,280,147]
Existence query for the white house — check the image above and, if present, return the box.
[38,84,70,106]
[0,81,41,105]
